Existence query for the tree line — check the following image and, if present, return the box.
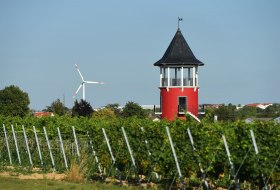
[0,85,149,119]
[0,85,279,121]
[206,103,280,122]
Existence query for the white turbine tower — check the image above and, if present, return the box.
[73,64,104,101]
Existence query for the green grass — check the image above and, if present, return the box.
[0,176,141,190]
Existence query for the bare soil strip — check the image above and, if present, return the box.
[0,171,65,180]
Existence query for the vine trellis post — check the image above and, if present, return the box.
[3,124,12,164]
[43,126,55,169]
[11,125,21,165]
[22,125,33,166]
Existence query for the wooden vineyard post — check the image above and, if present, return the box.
[3,124,12,164]
[166,127,185,190]
[140,127,159,181]
[102,127,121,180]
[33,126,43,166]
[250,129,268,190]
[86,131,102,175]
[140,127,152,156]
[121,127,139,182]
[186,128,209,190]
[11,125,21,165]
[102,128,116,164]
[57,127,68,169]
[22,125,33,166]
[43,127,55,169]
[222,134,240,190]
[121,127,136,167]
[72,126,80,161]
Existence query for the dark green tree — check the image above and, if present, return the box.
[44,99,69,116]
[0,85,30,117]
[72,99,93,117]
[122,101,147,119]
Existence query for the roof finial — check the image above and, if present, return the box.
[178,17,183,30]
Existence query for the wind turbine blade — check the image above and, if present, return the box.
[73,84,82,98]
[84,80,104,84]
[75,64,85,82]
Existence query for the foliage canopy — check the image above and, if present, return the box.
[105,103,121,117]
[122,101,147,119]
[44,98,69,116]
[72,99,93,117]
[0,85,30,117]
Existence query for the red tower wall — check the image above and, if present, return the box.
[160,87,199,120]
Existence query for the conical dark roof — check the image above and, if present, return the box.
[154,29,204,66]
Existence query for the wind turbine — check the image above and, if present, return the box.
[73,64,104,101]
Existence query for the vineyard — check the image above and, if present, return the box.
[0,115,279,189]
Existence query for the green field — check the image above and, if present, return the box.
[0,176,140,190]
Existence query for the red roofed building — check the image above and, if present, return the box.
[34,112,54,117]
[246,103,272,110]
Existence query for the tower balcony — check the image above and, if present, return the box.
[161,77,197,87]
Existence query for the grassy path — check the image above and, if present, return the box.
[0,176,140,190]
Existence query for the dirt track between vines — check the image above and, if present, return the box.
[0,171,65,180]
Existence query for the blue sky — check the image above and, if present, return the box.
[1,0,280,110]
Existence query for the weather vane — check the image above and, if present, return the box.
[178,17,183,29]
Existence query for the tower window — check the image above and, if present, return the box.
[178,96,187,114]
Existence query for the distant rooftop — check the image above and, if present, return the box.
[34,111,54,117]
[246,103,272,109]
